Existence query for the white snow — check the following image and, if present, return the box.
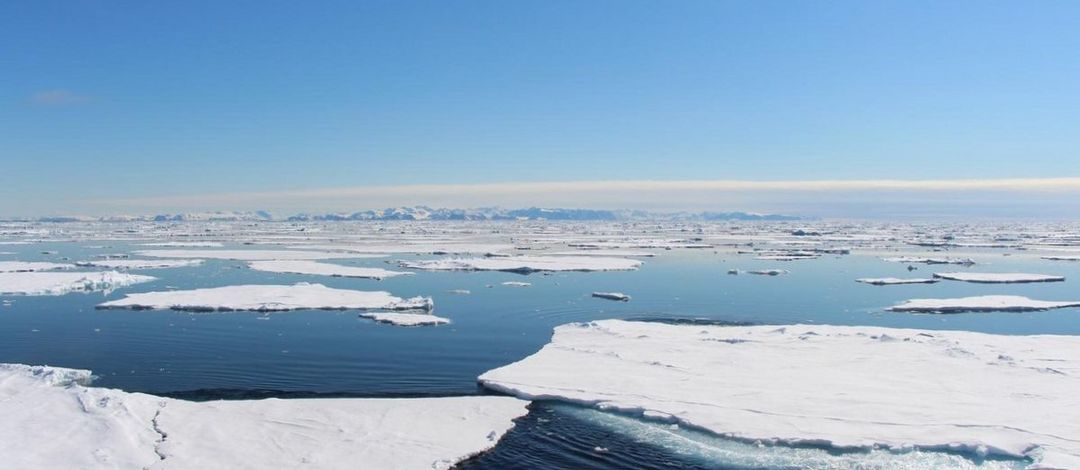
[360,311,451,326]
[0,271,155,296]
[75,259,204,270]
[856,277,939,285]
[478,320,1080,469]
[883,256,976,265]
[889,295,1080,313]
[0,363,527,470]
[97,283,433,312]
[247,260,411,280]
[933,272,1065,284]
[134,249,382,261]
[592,292,631,301]
[400,256,643,273]
[0,261,73,272]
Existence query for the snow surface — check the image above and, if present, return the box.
[889,295,1080,313]
[134,249,382,261]
[400,256,643,273]
[75,259,204,270]
[856,277,939,285]
[360,311,451,326]
[97,283,432,312]
[0,363,527,470]
[0,261,73,272]
[478,320,1080,469]
[0,271,155,296]
[247,260,411,280]
[592,292,631,301]
[933,272,1065,284]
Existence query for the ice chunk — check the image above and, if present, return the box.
[747,269,789,276]
[856,277,939,285]
[501,281,532,287]
[75,259,204,270]
[592,292,631,301]
[399,256,642,273]
[0,363,527,470]
[97,283,432,312]
[247,260,411,280]
[360,311,450,326]
[0,271,154,296]
[883,256,976,265]
[479,320,1080,469]
[933,272,1065,284]
[889,295,1080,313]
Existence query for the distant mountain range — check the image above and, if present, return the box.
[13,207,800,222]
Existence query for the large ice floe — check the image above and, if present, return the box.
[0,363,527,469]
[0,271,154,296]
[399,256,642,273]
[856,277,939,285]
[0,261,73,272]
[247,260,411,280]
[933,272,1065,284]
[97,282,432,312]
[889,295,1080,313]
[75,259,204,270]
[133,249,382,261]
[478,320,1080,469]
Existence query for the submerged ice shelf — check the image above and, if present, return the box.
[478,320,1080,469]
[0,363,527,470]
[97,283,432,312]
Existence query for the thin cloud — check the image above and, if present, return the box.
[28,89,92,106]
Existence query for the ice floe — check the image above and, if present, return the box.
[747,269,789,276]
[592,292,631,301]
[933,272,1065,284]
[247,260,411,280]
[399,256,642,273]
[501,281,532,287]
[0,261,73,272]
[0,271,154,296]
[97,283,432,312]
[883,256,976,265]
[856,277,940,285]
[889,295,1080,313]
[75,259,204,270]
[0,363,527,470]
[134,249,382,261]
[360,311,450,326]
[1041,256,1080,262]
[479,319,1080,469]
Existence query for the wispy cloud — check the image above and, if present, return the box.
[85,177,1080,217]
[28,89,92,106]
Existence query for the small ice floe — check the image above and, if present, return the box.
[447,289,471,295]
[747,269,788,276]
[727,269,739,275]
[0,261,74,272]
[0,363,527,470]
[97,283,433,312]
[247,260,411,280]
[889,295,1080,313]
[478,319,1080,469]
[1041,255,1080,262]
[501,281,532,287]
[140,241,224,247]
[360,311,450,326]
[592,292,631,302]
[0,271,154,296]
[882,256,975,265]
[75,259,204,270]
[855,278,939,285]
[399,256,642,273]
[932,272,1065,284]
[133,249,382,261]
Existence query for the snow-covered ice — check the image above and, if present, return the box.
[933,272,1065,284]
[0,271,154,296]
[889,295,1080,313]
[0,261,73,272]
[399,256,643,273]
[75,259,204,270]
[478,320,1080,469]
[134,249,382,261]
[1041,256,1080,262]
[501,281,531,287]
[883,256,976,265]
[98,283,432,312]
[856,277,939,285]
[360,311,451,326]
[0,363,527,470]
[248,260,411,280]
[592,292,631,301]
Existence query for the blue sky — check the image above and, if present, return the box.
[2,1,1080,216]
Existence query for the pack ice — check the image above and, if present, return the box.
[0,363,527,470]
[399,256,642,273]
[478,320,1080,469]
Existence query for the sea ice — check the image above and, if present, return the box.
[479,320,1080,469]
[889,295,1080,313]
[399,256,643,273]
[97,283,432,312]
[248,260,411,280]
[856,277,939,285]
[0,271,154,296]
[932,272,1065,284]
[134,249,382,261]
[0,261,73,272]
[360,311,451,326]
[883,256,976,265]
[592,292,631,301]
[75,259,204,270]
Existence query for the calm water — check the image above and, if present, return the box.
[4,241,1077,468]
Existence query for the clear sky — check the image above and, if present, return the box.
[3,1,1080,217]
